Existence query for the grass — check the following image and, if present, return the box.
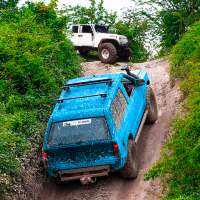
[145,20,200,200]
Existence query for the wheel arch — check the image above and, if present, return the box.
[99,39,120,49]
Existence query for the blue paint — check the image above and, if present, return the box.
[42,70,150,177]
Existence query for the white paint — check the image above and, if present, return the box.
[63,119,92,127]
[70,24,128,48]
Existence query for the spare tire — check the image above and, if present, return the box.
[146,87,158,124]
[98,43,118,64]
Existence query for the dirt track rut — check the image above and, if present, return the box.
[40,59,180,200]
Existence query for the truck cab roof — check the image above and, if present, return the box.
[50,71,147,123]
[51,73,121,123]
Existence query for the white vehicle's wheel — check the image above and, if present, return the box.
[101,49,110,60]
[98,43,118,64]
[119,48,132,61]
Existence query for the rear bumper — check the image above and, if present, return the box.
[58,165,110,182]
[47,156,118,177]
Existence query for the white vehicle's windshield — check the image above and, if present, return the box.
[48,118,110,147]
[95,25,109,33]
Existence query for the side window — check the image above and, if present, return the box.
[111,89,127,129]
[82,25,93,33]
[72,26,78,33]
[121,78,134,97]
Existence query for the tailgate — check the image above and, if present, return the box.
[47,142,118,176]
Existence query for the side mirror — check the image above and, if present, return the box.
[121,65,129,72]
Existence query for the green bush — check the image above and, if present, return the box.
[145,21,200,200]
[0,2,81,196]
[115,20,149,62]
[134,0,200,54]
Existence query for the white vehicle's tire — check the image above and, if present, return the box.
[119,48,132,61]
[98,43,118,64]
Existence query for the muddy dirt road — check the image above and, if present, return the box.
[40,59,180,200]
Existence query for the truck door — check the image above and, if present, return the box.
[78,25,94,47]
[121,77,146,139]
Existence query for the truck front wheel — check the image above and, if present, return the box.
[120,140,138,179]
[98,43,118,64]
[119,48,132,61]
[146,87,158,124]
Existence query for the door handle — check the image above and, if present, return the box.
[78,35,83,37]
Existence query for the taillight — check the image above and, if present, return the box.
[42,151,48,160]
[113,143,119,157]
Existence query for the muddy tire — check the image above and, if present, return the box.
[146,87,158,124]
[98,43,118,64]
[78,49,90,57]
[120,140,138,179]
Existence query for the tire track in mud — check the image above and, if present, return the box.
[40,59,180,200]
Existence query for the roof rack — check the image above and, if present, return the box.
[57,93,107,103]
[63,78,113,91]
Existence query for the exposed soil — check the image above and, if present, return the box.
[40,59,180,200]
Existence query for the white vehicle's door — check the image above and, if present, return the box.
[78,25,94,47]
[71,25,79,46]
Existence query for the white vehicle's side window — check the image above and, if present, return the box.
[111,89,127,129]
[72,26,78,33]
[81,25,93,33]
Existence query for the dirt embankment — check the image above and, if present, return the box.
[40,59,180,200]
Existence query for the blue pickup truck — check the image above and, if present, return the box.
[42,67,158,184]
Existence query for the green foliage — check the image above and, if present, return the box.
[115,9,149,62]
[0,0,18,9]
[62,0,117,26]
[133,0,200,54]
[170,22,200,79]
[145,21,200,200]
[0,103,29,194]
[0,1,81,196]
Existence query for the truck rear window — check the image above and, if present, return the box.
[48,118,110,147]
[95,25,108,33]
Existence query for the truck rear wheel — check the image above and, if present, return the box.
[146,87,158,124]
[98,43,118,64]
[120,140,138,179]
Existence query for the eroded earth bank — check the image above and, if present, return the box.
[40,59,180,200]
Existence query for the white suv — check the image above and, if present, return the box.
[70,24,131,64]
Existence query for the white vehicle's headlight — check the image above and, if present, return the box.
[119,37,128,43]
